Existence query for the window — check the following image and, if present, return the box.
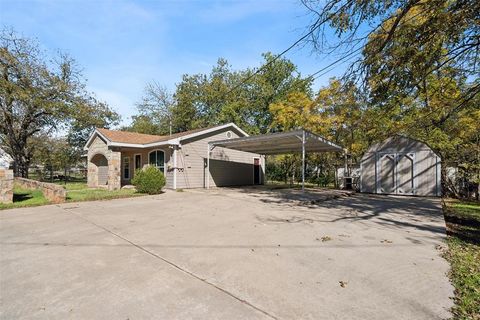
[149,150,165,173]
[123,157,130,179]
[226,131,233,139]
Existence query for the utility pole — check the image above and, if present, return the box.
[302,130,306,192]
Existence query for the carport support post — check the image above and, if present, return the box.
[206,143,210,189]
[302,130,305,192]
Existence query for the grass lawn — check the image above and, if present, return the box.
[1,182,144,210]
[443,199,480,319]
[0,186,49,210]
[63,182,143,202]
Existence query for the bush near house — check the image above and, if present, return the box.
[131,166,165,195]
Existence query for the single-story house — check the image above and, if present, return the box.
[84,123,264,190]
[360,135,441,197]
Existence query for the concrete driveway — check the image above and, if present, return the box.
[0,188,453,319]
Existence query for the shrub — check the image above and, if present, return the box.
[131,166,166,194]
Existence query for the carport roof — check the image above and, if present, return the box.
[210,129,343,155]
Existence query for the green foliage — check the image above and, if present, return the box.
[0,29,119,178]
[303,0,479,95]
[300,0,480,196]
[129,54,312,136]
[131,166,166,194]
[126,82,174,135]
[123,115,162,135]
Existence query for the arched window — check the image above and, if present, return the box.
[148,150,165,173]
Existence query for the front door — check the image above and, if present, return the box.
[253,158,261,185]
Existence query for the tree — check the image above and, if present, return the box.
[0,29,119,177]
[302,0,479,91]
[269,91,317,131]
[170,54,312,134]
[244,53,313,133]
[33,135,80,183]
[301,1,479,196]
[122,115,161,135]
[130,82,174,136]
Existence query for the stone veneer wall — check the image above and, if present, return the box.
[87,136,121,191]
[108,150,121,190]
[0,169,14,204]
[15,178,66,204]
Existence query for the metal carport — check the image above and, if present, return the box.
[207,129,344,191]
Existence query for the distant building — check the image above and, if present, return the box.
[0,148,12,169]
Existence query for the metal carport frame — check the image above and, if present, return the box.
[207,129,344,191]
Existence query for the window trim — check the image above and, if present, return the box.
[123,156,130,179]
[148,149,166,173]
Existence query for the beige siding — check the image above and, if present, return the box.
[176,128,263,189]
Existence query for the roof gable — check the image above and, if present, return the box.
[364,135,434,154]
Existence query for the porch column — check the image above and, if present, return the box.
[108,150,121,191]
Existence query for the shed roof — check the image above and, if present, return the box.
[363,135,437,155]
[210,130,343,155]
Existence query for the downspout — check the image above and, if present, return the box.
[173,145,177,190]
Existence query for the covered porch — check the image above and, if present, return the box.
[88,146,174,190]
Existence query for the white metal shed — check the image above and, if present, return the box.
[360,136,441,197]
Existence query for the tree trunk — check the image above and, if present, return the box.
[12,156,29,178]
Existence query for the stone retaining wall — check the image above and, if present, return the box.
[0,169,14,204]
[15,178,66,204]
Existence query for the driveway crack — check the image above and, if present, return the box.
[67,210,278,320]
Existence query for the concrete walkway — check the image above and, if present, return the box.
[0,189,453,319]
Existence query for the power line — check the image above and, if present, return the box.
[307,46,363,81]
[224,2,351,96]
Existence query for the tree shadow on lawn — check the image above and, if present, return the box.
[444,210,480,245]
[12,191,34,202]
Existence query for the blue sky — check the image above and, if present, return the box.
[1,0,355,125]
